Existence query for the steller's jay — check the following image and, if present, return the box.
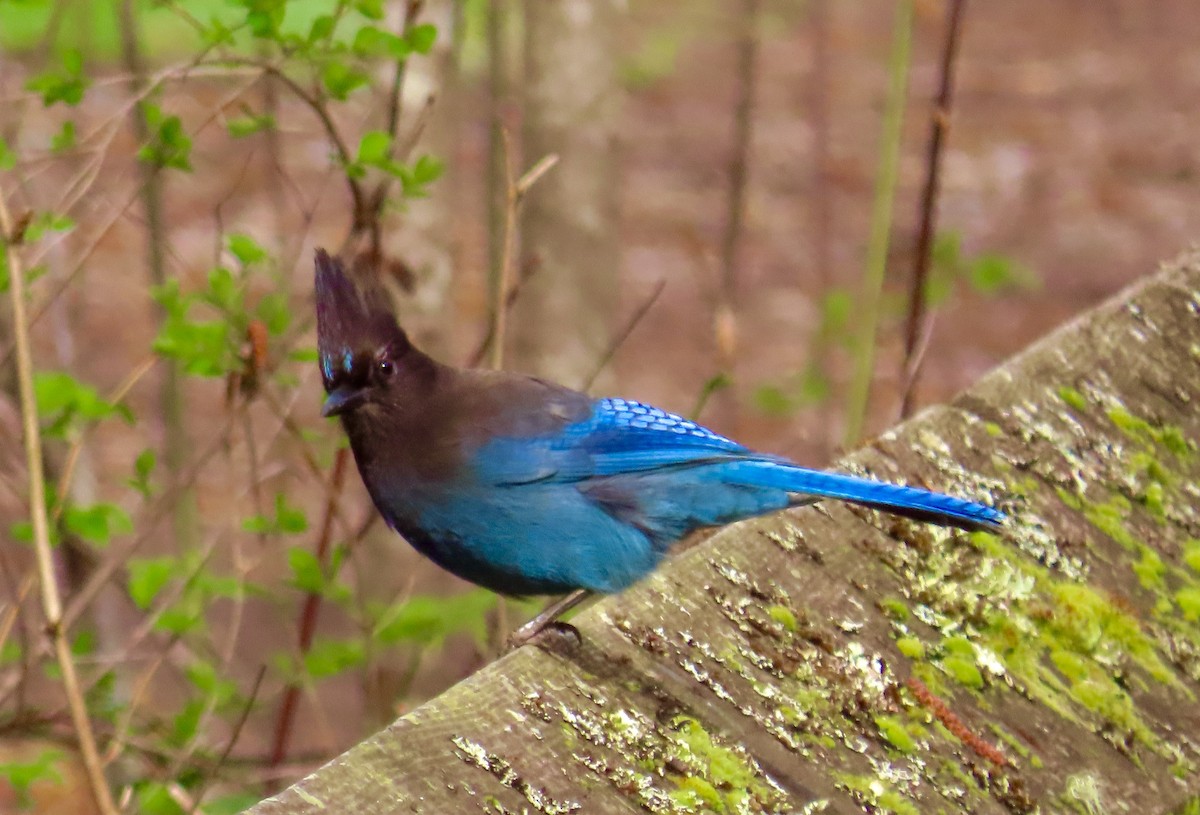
[314,249,1003,642]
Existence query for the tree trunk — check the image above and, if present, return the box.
[514,0,621,390]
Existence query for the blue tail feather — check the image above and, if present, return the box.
[713,459,1004,531]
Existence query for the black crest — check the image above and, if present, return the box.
[314,248,408,390]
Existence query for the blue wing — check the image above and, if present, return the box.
[472,397,1003,535]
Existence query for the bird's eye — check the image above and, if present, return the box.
[377,358,394,376]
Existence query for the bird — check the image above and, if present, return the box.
[313,248,1003,644]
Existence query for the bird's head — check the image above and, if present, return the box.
[314,248,413,418]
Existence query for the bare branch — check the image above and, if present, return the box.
[488,126,557,371]
[1,186,118,815]
[899,0,968,418]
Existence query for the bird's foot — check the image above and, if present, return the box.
[505,589,592,652]
[506,620,581,653]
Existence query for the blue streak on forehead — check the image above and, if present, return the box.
[320,348,356,383]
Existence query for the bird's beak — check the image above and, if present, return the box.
[321,385,366,418]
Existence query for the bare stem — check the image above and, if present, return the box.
[843,0,913,447]
[808,0,834,459]
[119,0,195,549]
[265,447,350,789]
[488,129,557,371]
[900,0,968,418]
[1,191,117,815]
[582,279,667,392]
[485,0,508,324]
[717,0,760,368]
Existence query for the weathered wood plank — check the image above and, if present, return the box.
[249,251,1200,814]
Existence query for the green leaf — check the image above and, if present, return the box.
[245,495,308,536]
[398,154,445,197]
[128,557,175,609]
[0,748,64,808]
[353,25,409,59]
[154,318,233,376]
[236,0,287,37]
[206,266,241,311]
[926,231,962,306]
[690,372,732,419]
[136,104,192,171]
[72,629,96,656]
[308,14,336,43]
[406,23,437,54]
[202,17,237,47]
[287,547,324,593]
[227,233,267,265]
[931,229,962,270]
[353,0,385,19]
[752,385,792,417]
[304,637,365,678]
[1,640,22,665]
[63,503,132,547]
[203,793,263,815]
[25,48,89,107]
[185,659,237,704]
[156,593,205,635]
[34,371,116,437]
[255,292,291,335]
[51,121,76,153]
[129,449,156,496]
[152,285,238,376]
[373,590,495,647]
[798,363,831,404]
[137,780,186,815]
[151,279,184,316]
[227,113,275,138]
[819,288,852,337]
[357,130,392,166]
[242,514,271,534]
[321,61,370,100]
[0,136,15,170]
[22,211,76,246]
[196,572,247,599]
[968,253,1020,294]
[171,697,204,745]
[409,153,444,184]
[276,494,308,534]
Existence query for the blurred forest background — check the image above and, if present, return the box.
[1,0,1199,811]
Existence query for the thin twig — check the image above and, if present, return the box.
[582,279,667,392]
[386,0,424,142]
[843,0,913,447]
[488,133,557,371]
[61,411,240,632]
[899,0,968,418]
[0,66,265,372]
[716,0,760,375]
[52,355,156,523]
[265,447,350,787]
[189,666,266,815]
[1,189,118,815]
[0,576,34,662]
[465,256,538,367]
[808,0,834,459]
[485,0,507,324]
[218,58,365,224]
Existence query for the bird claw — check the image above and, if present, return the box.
[506,620,582,653]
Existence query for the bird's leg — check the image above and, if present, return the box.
[507,589,593,650]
